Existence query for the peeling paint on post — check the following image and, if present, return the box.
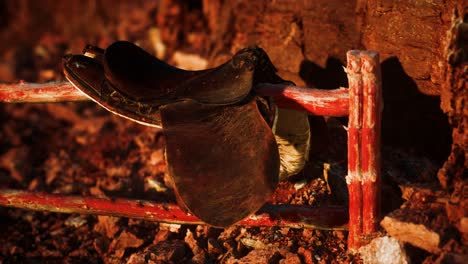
[346,50,363,252]
[361,51,382,234]
[345,50,383,252]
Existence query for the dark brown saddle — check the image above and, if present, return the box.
[63,41,286,227]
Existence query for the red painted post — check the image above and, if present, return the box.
[360,51,382,234]
[346,50,363,252]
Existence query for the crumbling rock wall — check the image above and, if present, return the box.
[200,0,464,186]
[438,6,467,189]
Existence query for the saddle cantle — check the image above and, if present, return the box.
[63,41,287,227]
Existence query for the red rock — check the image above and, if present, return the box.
[153,229,170,244]
[235,249,283,264]
[191,252,207,264]
[433,252,468,264]
[147,240,188,263]
[358,236,408,264]
[93,237,110,257]
[185,229,203,255]
[109,231,144,258]
[93,215,120,238]
[298,247,313,264]
[280,252,301,264]
[126,252,146,264]
[381,216,440,254]
[207,238,224,255]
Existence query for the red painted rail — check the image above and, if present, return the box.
[0,81,349,117]
[255,84,349,116]
[0,189,348,230]
[0,81,86,103]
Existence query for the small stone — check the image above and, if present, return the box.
[218,226,240,241]
[159,223,181,233]
[381,215,441,253]
[240,237,267,249]
[153,229,170,244]
[191,252,207,264]
[64,216,87,228]
[235,228,248,241]
[93,215,120,238]
[458,217,468,234]
[195,225,207,238]
[302,229,313,240]
[148,27,166,58]
[207,238,223,255]
[149,149,164,165]
[127,252,146,264]
[39,69,55,80]
[223,239,236,251]
[333,230,345,241]
[93,237,110,257]
[297,247,313,264]
[434,252,468,264]
[236,249,282,264]
[279,252,301,264]
[279,227,290,236]
[185,229,203,255]
[146,178,168,192]
[358,236,408,264]
[67,248,89,258]
[9,246,24,255]
[109,231,144,258]
[147,240,188,263]
[294,179,308,190]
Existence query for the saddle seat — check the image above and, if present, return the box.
[103,41,259,105]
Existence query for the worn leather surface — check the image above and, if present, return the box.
[63,42,284,227]
[161,99,279,227]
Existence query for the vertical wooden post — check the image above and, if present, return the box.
[346,50,363,251]
[360,51,382,234]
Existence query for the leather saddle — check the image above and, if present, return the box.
[63,41,287,227]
